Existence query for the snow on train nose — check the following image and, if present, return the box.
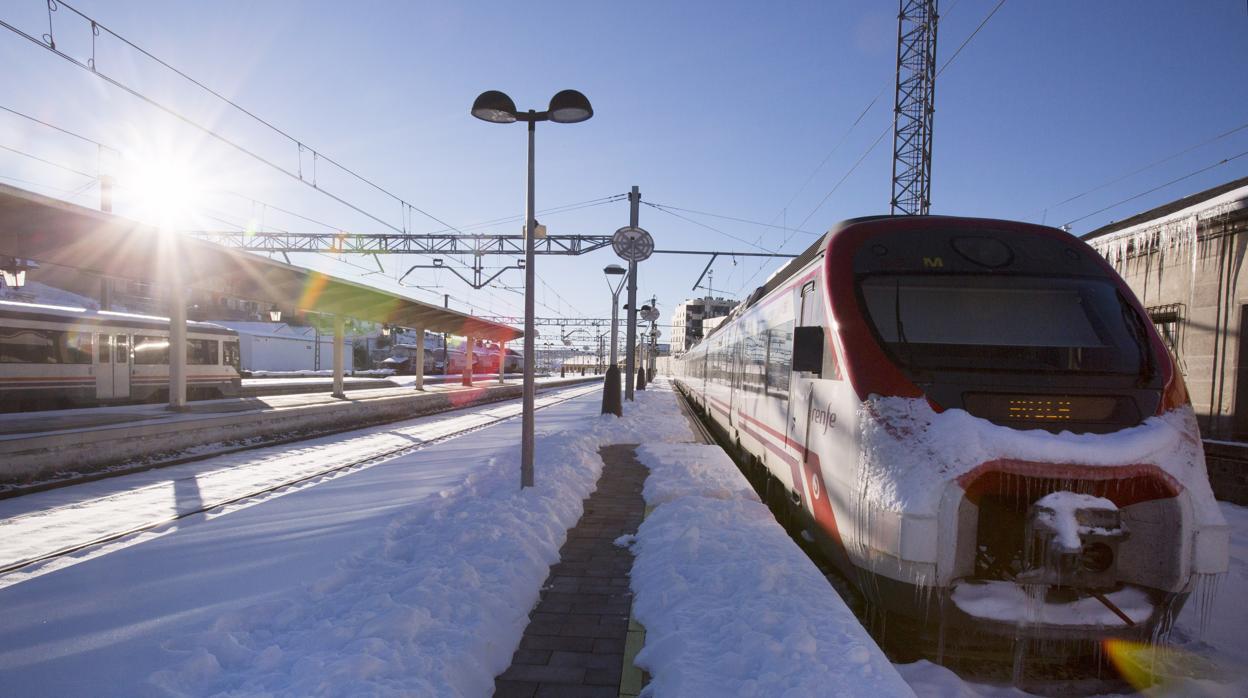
[1020,492,1129,589]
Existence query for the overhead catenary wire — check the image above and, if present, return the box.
[0,142,96,180]
[642,201,775,252]
[1062,149,1248,229]
[643,202,822,236]
[1028,120,1248,222]
[0,5,464,239]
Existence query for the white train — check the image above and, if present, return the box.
[673,216,1228,658]
[0,299,241,411]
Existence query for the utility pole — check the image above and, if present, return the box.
[890,0,939,216]
[624,186,640,401]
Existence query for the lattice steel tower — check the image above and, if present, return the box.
[890,0,939,216]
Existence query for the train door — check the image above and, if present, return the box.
[96,333,131,400]
[113,334,131,399]
[95,333,114,399]
[788,279,838,526]
[789,282,820,450]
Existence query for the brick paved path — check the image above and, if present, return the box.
[494,444,647,698]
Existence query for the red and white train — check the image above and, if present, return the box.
[673,216,1228,650]
[0,300,242,411]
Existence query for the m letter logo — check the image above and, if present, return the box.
[923,257,944,268]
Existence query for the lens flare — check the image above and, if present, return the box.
[1103,638,1231,694]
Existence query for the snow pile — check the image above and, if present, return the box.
[638,442,759,506]
[1032,491,1118,553]
[143,381,688,696]
[148,426,605,696]
[857,397,1222,526]
[951,581,1152,626]
[631,426,913,695]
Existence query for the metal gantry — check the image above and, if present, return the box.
[188,230,797,290]
[890,0,939,216]
[188,231,617,256]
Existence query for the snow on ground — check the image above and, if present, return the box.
[0,380,690,696]
[0,385,599,584]
[629,386,914,697]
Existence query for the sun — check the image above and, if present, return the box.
[124,153,204,229]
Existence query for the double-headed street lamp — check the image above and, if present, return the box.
[472,89,593,489]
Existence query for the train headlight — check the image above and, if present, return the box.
[1080,542,1115,573]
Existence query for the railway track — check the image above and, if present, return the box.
[0,383,601,578]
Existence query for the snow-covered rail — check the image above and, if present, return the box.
[0,383,600,580]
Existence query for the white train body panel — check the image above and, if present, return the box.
[673,216,1228,641]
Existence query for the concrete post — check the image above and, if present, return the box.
[498,340,506,384]
[414,326,426,391]
[167,281,188,411]
[463,335,474,386]
[332,315,345,398]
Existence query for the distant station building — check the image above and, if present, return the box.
[1083,176,1248,440]
[216,322,354,374]
[670,296,738,354]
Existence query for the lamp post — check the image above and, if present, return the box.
[601,264,627,415]
[604,264,626,367]
[473,89,593,488]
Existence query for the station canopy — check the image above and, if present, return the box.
[0,184,522,342]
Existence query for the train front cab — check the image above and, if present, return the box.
[819,216,1230,650]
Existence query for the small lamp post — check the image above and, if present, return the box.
[601,264,628,415]
[472,88,593,488]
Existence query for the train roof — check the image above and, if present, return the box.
[0,299,237,335]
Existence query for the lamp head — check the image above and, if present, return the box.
[471,90,519,123]
[268,304,282,322]
[603,264,626,276]
[1,257,34,289]
[547,90,593,124]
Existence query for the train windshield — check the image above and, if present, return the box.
[859,274,1154,376]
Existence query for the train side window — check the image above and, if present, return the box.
[134,336,170,364]
[116,335,128,363]
[65,332,93,364]
[187,338,219,365]
[0,328,56,363]
[792,326,824,375]
[223,340,241,368]
[766,323,793,396]
[98,333,111,364]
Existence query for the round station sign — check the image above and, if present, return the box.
[612,226,654,262]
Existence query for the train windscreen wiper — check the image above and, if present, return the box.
[894,279,912,363]
[1119,299,1155,387]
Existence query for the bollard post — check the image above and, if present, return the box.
[636,365,647,391]
[601,365,622,416]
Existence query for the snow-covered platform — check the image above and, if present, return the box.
[0,379,913,697]
[0,375,599,486]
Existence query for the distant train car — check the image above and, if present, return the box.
[673,216,1228,653]
[384,341,520,375]
[0,300,241,411]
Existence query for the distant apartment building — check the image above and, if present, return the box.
[670,296,738,354]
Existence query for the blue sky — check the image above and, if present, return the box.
[1,1,1245,344]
